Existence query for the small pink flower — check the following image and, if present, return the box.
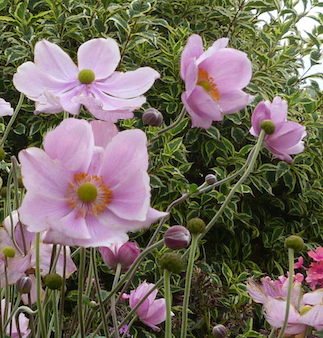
[13,39,159,122]
[99,242,140,272]
[294,256,306,270]
[308,247,323,262]
[250,97,306,163]
[18,119,167,247]
[180,34,254,129]
[123,281,167,332]
[306,261,323,290]
[0,98,14,116]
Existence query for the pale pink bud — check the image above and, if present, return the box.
[99,242,140,272]
[142,108,163,127]
[164,225,191,250]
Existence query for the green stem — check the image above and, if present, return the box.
[164,269,173,338]
[111,264,122,338]
[277,248,295,338]
[268,327,277,338]
[77,248,86,338]
[180,234,199,338]
[0,93,24,147]
[36,232,47,337]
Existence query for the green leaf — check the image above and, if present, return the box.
[0,0,9,11]
[109,16,130,33]
[14,1,28,21]
[222,262,233,284]
[275,161,290,180]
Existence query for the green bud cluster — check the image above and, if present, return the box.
[160,252,183,274]
[187,217,206,234]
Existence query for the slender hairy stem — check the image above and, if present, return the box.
[277,248,295,338]
[111,264,122,338]
[268,327,277,338]
[181,234,199,338]
[77,248,86,338]
[164,269,173,337]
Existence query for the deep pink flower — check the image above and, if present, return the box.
[18,119,167,247]
[308,247,323,262]
[13,39,159,122]
[164,225,191,250]
[180,34,254,129]
[123,281,167,332]
[294,256,306,270]
[0,98,14,116]
[306,261,323,290]
[99,242,140,272]
[250,97,306,163]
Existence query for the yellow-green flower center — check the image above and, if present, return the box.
[197,69,219,101]
[78,69,95,84]
[197,80,211,92]
[77,183,98,202]
[300,305,312,315]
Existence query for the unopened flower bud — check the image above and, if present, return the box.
[0,187,7,198]
[89,300,99,309]
[285,235,304,252]
[44,273,63,290]
[165,226,191,250]
[99,242,140,273]
[187,217,206,234]
[142,108,163,127]
[16,276,32,294]
[212,324,228,338]
[300,305,312,315]
[0,147,5,161]
[205,174,217,185]
[160,252,183,274]
[2,246,16,258]
[260,119,275,135]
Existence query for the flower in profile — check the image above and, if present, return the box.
[18,119,167,247]
[1,299,31,338]
[250,96,306,163]
[180,34,254,129]
[13,39,159,122]
[99,242,140,272]
[123,281,167,332]
[0,98,14,116]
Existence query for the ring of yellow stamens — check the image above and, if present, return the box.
[65,173,113,218]
[197,68,220,101]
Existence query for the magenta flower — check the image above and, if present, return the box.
[123,281,167,332]
[308,247,323,262]
[250,96,306,163]
[180,34,254,129]
[99,242,140,272]
[13,39,159,122]
[0,98,14,116]
[18,119,167,247]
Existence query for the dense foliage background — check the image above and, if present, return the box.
[1,0,322,336]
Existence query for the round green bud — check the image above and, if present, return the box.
[77,183,97,202]
[16,276,32,294]
[0,147,5,161]
[89,301,99,309]
[300,305,312,315]
[2,246,16,258]
[285,235,304,252]
[187,217,206,234]
[44,273,63,290]
[160,252,183,274]
[259,119,275,135]
[78,69,95,84]
[0,187,7,198]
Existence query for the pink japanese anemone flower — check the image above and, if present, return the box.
[180,34,254,129]
[13,38,160,122]
[123,281,167,332]
[18,119,167,247]
[250,96,306,163]
[0,98,14,116]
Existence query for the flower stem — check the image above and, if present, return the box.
[77,248,86,338]
[277,248,295,338]
[180,233,199,338]
[111,264,122,338]
[164,269,173,337]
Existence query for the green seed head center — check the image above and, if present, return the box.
[77,183,97,202]
[197,80,211,92]
[78,69,95,84]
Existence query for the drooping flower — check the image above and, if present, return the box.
[18,119,167,247]
[13,39,160,122]
[1,299,31,338]
[99,242,140,272]
[180,34,254,129]
[250,96,306,163]
[123,281,167,332]
[0,98,14,116]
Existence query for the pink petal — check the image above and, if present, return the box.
[34,89,63,114]
[196,37,229,65]
[143,298,166,326]
[95,67,160,98]
[250,102,272,137]
[303,289,323,305]
[78,38,120,79]
[34,40,79,81]
[218,90,254,115]
[183,61,198,97]
[90,120,118,148]
[298,304,323,331]
[0,98,14,116]
[267,97,288,124]
[181,34,204,80]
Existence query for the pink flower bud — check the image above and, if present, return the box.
[99,242,140,272]
[164,225,191,250]
[142,108,163,127]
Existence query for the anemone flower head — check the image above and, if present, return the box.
[13,38,160,122]
[18,119,167,247]
[123,281,167,332]
[180,34,254,129]
[0,98,14,116]
[298,289,323,331]
[250,96,306,163]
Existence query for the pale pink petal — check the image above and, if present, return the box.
[181,34,204,80]
[143,298,167,326]
[90,120,118,148]
[44,118,94,172]
[196,37,229,64]
[0,98,14,116]
[267,97,288,124]
[59,85,84,115]
[96,67,159,98]
[303,289,323,305]
[78,38,120,79]
[34,40,79,81]
[34,89,63,114]
[183,61,198,97]
[218,90,254,115]
[298,304,323,331]
[250,102,272,137]
[246,278,268,304]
